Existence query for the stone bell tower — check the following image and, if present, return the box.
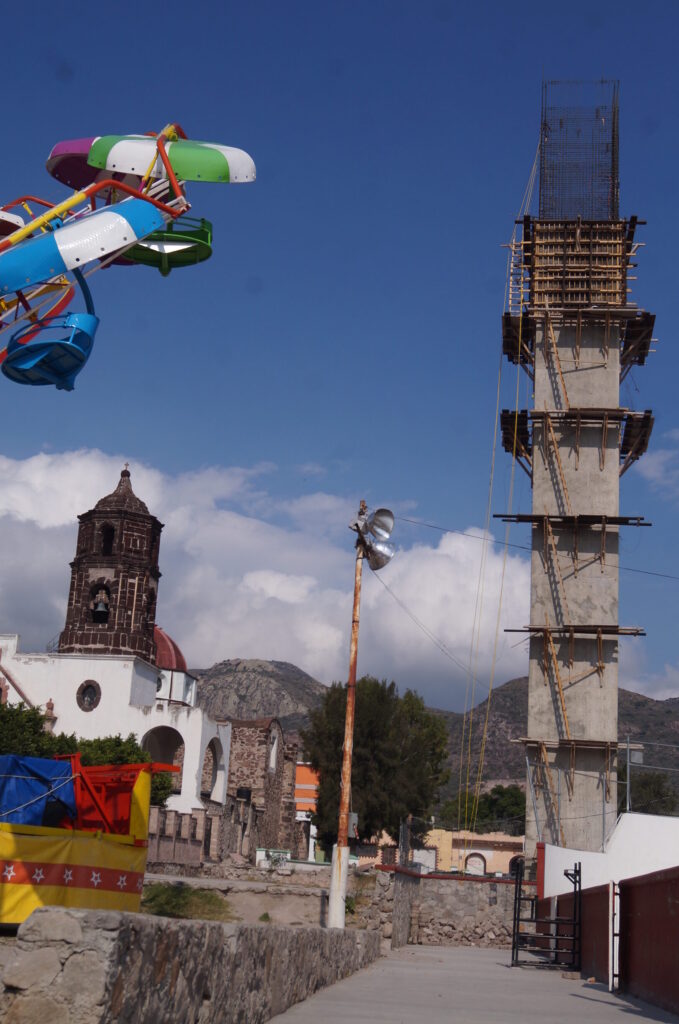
[58,467,163,663]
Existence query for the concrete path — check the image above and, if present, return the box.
[271,946,679,1023]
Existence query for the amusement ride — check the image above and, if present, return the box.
[0,123,255,391]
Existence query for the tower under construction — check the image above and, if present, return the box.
[500,81,655,857]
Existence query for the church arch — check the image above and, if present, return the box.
[201,737,227,803]
[142,726,185,794]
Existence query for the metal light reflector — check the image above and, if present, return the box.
[365,508,394,541]
[353,506,395,570]
[364,538,395,571]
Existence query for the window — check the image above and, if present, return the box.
[269,731,279,772]
[76,680,101,712]
[101,524,115,556]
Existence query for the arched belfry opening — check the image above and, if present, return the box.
[101,524,115,556]
[58,467,164,663]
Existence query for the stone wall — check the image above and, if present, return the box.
[360,868,517,949]
[0,907,381,1024]
[147,806,224,865]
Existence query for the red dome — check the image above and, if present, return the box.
[154,625,188,672]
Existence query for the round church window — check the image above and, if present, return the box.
[76,680,101,712]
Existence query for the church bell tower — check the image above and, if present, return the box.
[58,467,163,663]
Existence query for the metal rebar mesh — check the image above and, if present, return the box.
[539,80,619,221]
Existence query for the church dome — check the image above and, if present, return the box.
[154,625,188,672]
[94,467,149,515]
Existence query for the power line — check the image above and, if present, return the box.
[396,515,679,583]
[369,568,485,686]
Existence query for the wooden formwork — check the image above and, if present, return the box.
[528,220,631,310]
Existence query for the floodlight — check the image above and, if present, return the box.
[364,538,395,571]
[365,508,394,541]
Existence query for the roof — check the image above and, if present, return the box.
[94,467,149,515]
[154,625,188,672]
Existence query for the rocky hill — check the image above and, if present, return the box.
[435,678,679,799]
[192,659,326,734]
[432,677,528,800]
[192,660,679,789]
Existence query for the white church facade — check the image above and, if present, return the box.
[0,468,230,816]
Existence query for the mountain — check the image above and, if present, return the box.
[192,659,326,734]
[435,678,679,800]
[432,677,528,800]
[192,660,679,790]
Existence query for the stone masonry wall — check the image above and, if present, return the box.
[0,907,381,1024]
[361,869,517,949]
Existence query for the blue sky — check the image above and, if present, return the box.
[0,1,677,709]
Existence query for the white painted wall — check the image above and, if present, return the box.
[543,812,679,896]
[0,634,230,815]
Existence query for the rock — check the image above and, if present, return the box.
[60,951,107,1006]
[4,994,71,1024]
[18,910,83,945]
[382,923,393,939]
[3,949,61,991]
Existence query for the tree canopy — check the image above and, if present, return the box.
[0,703,172,807]
[617,763,678,817]
[439,784,526,836]
[301,676,449,847]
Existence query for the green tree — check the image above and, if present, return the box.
[617,763,678,816]
[439,784,526,836]
[301,676,449,847]
[0,703,77,758]
[0,705,172,807]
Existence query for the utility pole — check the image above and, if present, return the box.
[327,501,395,929]
[328,505,365,929]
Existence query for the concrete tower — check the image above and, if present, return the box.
[500,82,655,857]
[58,467,163,663]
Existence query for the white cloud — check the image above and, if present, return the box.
[0,449,531,709]
[619,638,679,702]
[636,432,679,500]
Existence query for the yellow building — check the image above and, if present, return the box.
[426,828,524,876]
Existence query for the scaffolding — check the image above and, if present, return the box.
[500,85,655,856]
[539,80,619,221]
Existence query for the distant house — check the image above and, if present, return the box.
[294,763,319,860]
[426,828,524,875]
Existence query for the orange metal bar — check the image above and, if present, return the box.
[155,136,185,202]
[2,196,55,212]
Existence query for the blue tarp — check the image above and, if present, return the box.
[0,755,76,826]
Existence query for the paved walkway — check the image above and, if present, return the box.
[271,946,679,1023]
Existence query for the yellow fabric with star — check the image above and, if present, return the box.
[0,825,147,924]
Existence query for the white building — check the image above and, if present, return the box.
[0,469,229,816]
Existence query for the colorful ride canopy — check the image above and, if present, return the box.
[0,198,166,297]
[0,122,255,390]
[47,135,256,189]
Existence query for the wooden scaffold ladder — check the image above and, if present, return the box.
[543,618,573,744]
[539,741,566,847]
[544,307,571,411]
[544,410,574,515]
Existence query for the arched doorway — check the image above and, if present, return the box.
[465,852,486,876]
[509,855,524,878]
[142,726,185,794]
